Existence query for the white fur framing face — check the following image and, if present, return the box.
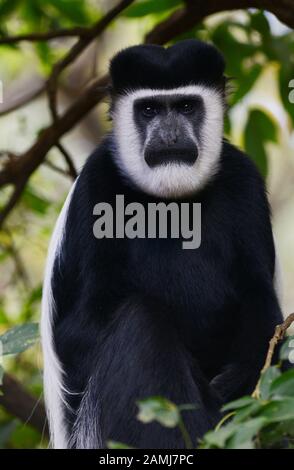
[112,85,224,198]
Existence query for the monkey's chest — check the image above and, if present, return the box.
[126,237,239,332]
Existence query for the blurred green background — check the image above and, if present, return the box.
[0,0,293,449]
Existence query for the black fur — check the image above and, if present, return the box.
[52,135,283,448]
[110,40,225,94]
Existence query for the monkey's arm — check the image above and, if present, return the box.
[211,159,283,403]
[210,281,282,402]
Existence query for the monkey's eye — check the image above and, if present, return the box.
[141,104,159,118]
[177,100,197,115]
[141,105,158,118]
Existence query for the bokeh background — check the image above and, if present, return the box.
[0,0,293,448]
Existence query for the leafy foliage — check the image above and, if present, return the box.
[0,323,39,357]
[108,343,294,449]
[124,0,182,18]
[202,363,294,448]
[108,365,294,449]
[137,396,181,428]
[244,108,278,177]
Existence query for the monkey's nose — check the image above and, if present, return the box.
[144,144,198,168]
[159,125,179,146]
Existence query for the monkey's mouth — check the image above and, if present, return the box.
[144,147,198,168]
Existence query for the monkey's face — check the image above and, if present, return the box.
[112,85,224,198]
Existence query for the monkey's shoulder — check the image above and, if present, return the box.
[216,142,274,263]
[219,141,265,188]
[217,141,270,214]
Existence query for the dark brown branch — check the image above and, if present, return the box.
[146,0,294,44]
[47,0,135,120]
[0,373,49,439]
[0,27,92,45]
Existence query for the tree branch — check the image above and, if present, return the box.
[0,74,108,227]
[146,0,294,44]
[0,27,93,45]
[47,0,135,120]
[252,313,294,398]
[0,373,48,439]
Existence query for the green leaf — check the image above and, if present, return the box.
[227,417,267,449]
[9,421,42,448]
[259,366,281,400]
[212,22,257,78]
[259,420,294,448]
[124,0,182,18]
[202,423,236,448]
[23,186,50,215]
[20,0,45,25]
[34,41,54,72]
[230,64,262,106]
[280,336,294,362]
[270,369,294,399]
[137,396,180,428]
[233,401,263,423]
[107,440,134,449]
[48,0,90,25]
[244,108,278,177]
[0,323,39,356]
[250,11,270,37]
[258,398,294,422]
[0,365,3,386]
[222,396,255,412]
[0,0,21,18]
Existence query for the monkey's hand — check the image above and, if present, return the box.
[210,363,260,405]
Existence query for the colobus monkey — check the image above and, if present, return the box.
[42,39,283,449]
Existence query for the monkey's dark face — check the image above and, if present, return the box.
[134,95,203,168]
[113,86,224,198]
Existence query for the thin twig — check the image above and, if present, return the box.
[252,313,294,399]
[44,159,71,178]
[56,143,78,180]
[215,411,236,431]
